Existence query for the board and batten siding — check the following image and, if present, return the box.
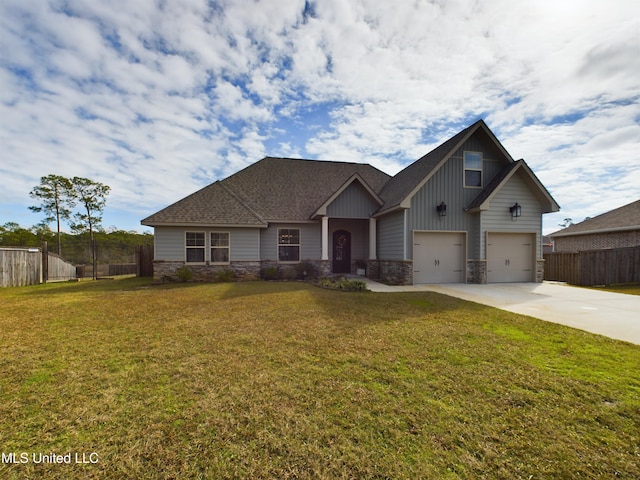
[407,140,498,259]
[154,226,260,261]
[480,172,543,258]
[377,211,405,260]
[326,182,380,218]
[260,223,321,261]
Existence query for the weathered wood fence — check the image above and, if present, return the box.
[47,252,77,282]
[0,247,42,287]
[544,246,640,286]
[136,244,154,277]
[0,245,76,287]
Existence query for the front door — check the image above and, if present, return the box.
[332,230,351,273]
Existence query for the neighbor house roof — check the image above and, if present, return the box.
[142,157,391,227]
[550,199,640,237]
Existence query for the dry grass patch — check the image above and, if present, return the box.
[0,278,638,479]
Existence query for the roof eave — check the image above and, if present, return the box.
[141,221,268,228]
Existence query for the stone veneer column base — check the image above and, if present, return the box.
[536,259,544,283]
[466,260,487,284]
[377,260,413,285]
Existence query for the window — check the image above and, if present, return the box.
[211,232,230,264]
[186,232,205,262]
[464,151,482,187]
[278,228,300,262]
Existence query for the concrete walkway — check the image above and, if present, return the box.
[360,278,640,345]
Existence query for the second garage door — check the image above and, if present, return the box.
[487,233,534,283]
[413,232,465,283]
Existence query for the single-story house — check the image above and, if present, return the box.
[142,119,560,284]
[550,199,640,252]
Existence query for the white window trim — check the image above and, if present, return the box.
[463,151,483,188]
[185,231,206,264]
[210,231,231,265]
[277,228,301,264]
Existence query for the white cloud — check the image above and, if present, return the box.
[0,0,638,233]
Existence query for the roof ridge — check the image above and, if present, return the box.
[218,181,266,224]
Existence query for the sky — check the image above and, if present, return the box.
[1,0,638,235]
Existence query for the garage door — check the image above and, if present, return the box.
[413,232,465,283]
[487,233,534,283]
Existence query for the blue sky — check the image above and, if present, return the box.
[1,0,638,235]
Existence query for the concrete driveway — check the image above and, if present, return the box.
[362,279,640,345]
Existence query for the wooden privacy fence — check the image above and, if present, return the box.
[0,246,76,287]
[0,247,42,287]
[544,246,640,286]
[136,244,154,277]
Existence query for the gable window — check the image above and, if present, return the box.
[211,232,230,264]
[186,232,205,262]
[464,151,483,187]
[278,228,300,262]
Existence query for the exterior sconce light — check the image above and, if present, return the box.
[436,201,447,217]
[510,202,522,218]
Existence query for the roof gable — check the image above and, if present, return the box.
[377,120,514,215]
[551,199,640,237]
[467,159,560,213]
[313,173,384,217]
[223,157,391,222]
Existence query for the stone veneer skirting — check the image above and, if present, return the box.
[153,259,333,283]
[153,258,544,284]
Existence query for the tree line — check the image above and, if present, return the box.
[0,223,153,265]
[1,175,152,276]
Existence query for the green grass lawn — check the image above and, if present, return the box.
[586,284,640,296]
[1,278,638,479]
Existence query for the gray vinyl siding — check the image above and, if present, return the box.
[327,182,380,218]
[260,223,321,261]
[406,132,512,260]
[480,173,543,258]
[377,211,405,260]
[154,226,260,261]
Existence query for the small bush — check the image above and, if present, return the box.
[261,267,281,281]
[216,269,235,282]
[294,261,318,280]
[319,277,368,292]
[175,266,193,282]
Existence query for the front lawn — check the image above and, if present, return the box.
[0,278,638,479]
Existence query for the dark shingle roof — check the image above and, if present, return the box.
[551,199,640,237]
[140,181,266,226]
[142,157,391,226]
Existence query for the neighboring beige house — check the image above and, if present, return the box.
[142,120,560,284]
[550,199,640,252]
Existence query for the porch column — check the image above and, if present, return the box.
[369,217,377,260]
[321,216,329,260]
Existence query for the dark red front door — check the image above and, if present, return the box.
[332,230,351,273]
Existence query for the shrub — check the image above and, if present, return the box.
[261,266,281,281]
[319,277,368,292]
[294,261,318,280]
[175,265,193,282]
[216,269,235,282]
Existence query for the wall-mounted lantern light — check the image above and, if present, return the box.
[436,201,447,217]
[510,202,522,218]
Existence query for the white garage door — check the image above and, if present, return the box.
[413,232,465,283]
[487,233,534,283]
